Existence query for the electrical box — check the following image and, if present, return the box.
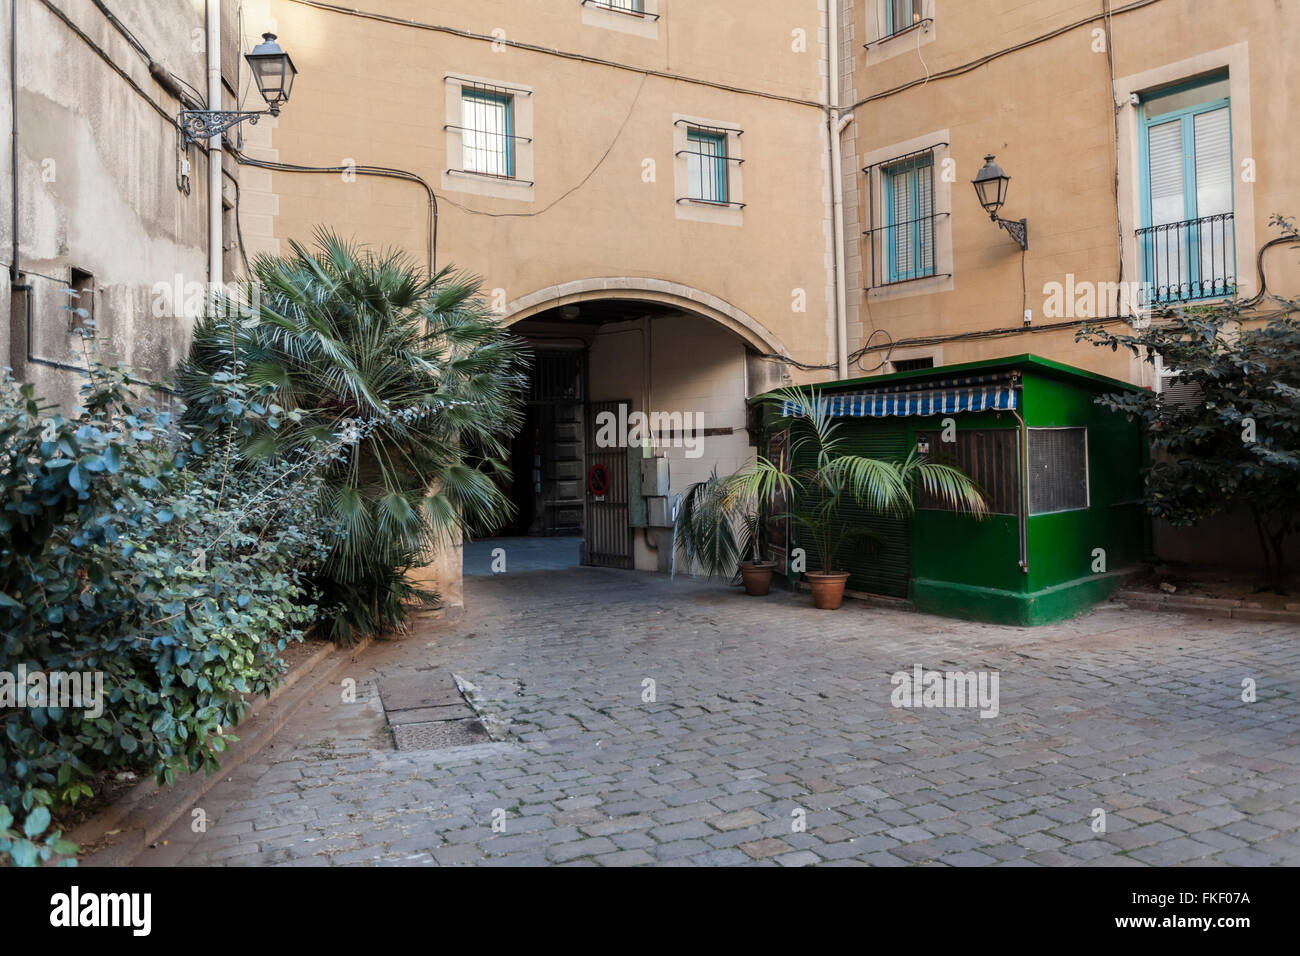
[639,457,670,497]
[646,495,679,528]
[627,445,649,529]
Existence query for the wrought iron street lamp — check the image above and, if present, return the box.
[180,33,298,146]
[972,154,1028,251]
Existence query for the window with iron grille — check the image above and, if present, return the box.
[460,87,515,178]
[1028,428,1089,514]
[1137,74,1235,305]
[580,0,661,34]
[67,267,94,330]
[917,429,1020,516]
[865,144,948,288]
[883,0,924,39]
[586,0,647,13]
[884,153,934,281]
[686,128,728,204]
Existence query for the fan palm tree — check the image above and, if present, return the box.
[177,231,529,642]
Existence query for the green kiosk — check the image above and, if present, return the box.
[761,355,1148,626]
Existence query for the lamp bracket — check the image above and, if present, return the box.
[179,109,275,146]
[995,216,1029,251]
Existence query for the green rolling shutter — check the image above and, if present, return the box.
[792,421,912,598]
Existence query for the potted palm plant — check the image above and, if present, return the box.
[731,484,779,596]
[729,385,989,609]
[672,467,776,594]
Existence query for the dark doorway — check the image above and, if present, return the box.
[498,348,586,537]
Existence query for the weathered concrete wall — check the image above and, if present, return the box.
[3,0,216,411]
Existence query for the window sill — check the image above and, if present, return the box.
[447,169,535,188]
[864,18,933,49]
[1142,289,1238,310]
[676,197,746,209]
[580,1,659,20]
[866,272,953,301]
[441,167,536,203]
[580,1,660,38]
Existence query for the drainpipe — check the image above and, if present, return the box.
[206,0,222,289]
[10,0,20,288]
[828,1,849,379]
[1011,405,1029,575]
[832,114,854,379]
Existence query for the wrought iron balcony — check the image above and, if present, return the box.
[1136,212,1235,306]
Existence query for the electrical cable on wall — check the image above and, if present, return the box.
[286,0,823,110]
[230,151,439,274]
[914,11,930,87]
[1103,0,1124,292]
[222,166,251,275]
[439,72,647,220]
[848,0,1170,111]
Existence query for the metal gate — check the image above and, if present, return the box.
[583,399,633,569]
[527,351,586,535]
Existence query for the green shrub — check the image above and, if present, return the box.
[0,359,331,866]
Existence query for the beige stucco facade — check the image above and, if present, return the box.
[841,0,1299,384]
[246,0,835,370]
[5,0,1298,590]
[248,0,1300,390]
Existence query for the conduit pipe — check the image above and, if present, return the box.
[206,0,222,288]
[828,1,850,379]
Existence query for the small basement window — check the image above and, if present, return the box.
[67,268,93,329]
[1028,427,1089,514]
[917,428,1019,516]
[892,356,934,372]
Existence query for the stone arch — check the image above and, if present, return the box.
[502,277,792,358]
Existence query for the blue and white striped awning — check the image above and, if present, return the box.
[781,373,1019,418]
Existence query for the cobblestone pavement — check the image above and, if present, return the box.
[145,566,1300,867]
[463,535,580,576]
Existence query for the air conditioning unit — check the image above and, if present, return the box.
[1158,369,1202,410]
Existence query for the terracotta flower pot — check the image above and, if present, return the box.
[739,561,777,596]
[805,571,850,610]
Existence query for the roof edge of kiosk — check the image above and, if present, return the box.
[749,353,1146,405]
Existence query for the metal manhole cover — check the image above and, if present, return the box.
[392,717,490,752]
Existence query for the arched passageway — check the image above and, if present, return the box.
[467,284,790,575]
